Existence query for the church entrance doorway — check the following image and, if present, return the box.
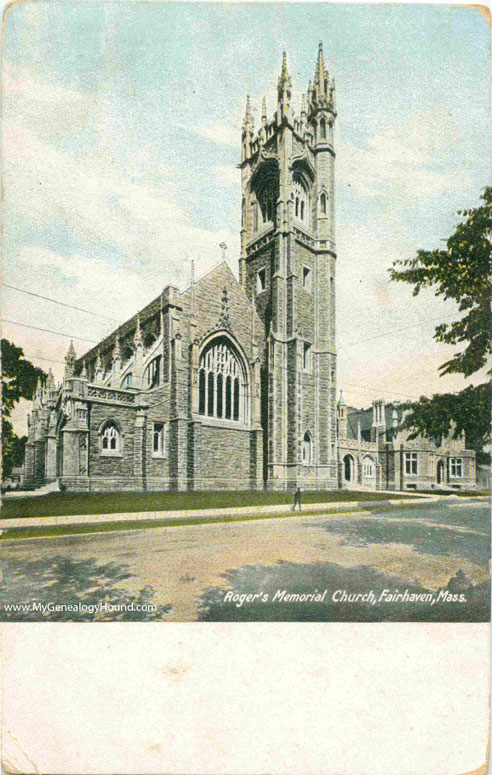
[343,454,355,483]
[437,460,445,485]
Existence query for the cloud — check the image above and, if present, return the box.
[338,110,472,202]
[3,61,89,105]
[216,164,240,189]
[191,120,240,148]
[4,119,239,281]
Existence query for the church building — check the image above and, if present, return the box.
[23,45,476,493]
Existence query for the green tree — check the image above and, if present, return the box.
[1,339,46,480]
[389,187,491,454]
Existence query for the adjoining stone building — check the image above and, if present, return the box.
[337,395,476,492]
[22,45,477,493]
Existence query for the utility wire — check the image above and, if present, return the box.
[2,320,99,344]
[338,313,460,350]
[3,284,120,322]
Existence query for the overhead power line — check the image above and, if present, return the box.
[338,313,459,350]
[3,284,120,322]
[2,319,99,344]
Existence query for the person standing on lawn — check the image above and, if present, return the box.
[293,487,302,511]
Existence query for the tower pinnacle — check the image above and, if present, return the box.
[309,41,335,114]
[277,51,292,122]
[277,51,292,100]
[262,96,267,124]
[243,95,253,131]
[64,340,76,379]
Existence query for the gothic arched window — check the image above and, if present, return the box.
[302,431,313,465]
[320,192,327,216]
[251,161,279,233]
[198,337,248,423]
[144,356,161,389]
[122,372,133,389]
[100,421,121,456]
[292,172,309,227]
[320,117,327,140]
[258,185,276,224]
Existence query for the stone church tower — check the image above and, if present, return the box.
[239,44,338,490]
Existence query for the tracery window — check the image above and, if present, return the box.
[100,422,121,455]
[198,338,247,423]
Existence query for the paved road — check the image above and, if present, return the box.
[0,499,489,622]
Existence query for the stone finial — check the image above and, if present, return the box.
[64,340,76,378]
[46,368,54,388]
[337,389,346,407]
[80,359,88,380]
[112,337,121,361]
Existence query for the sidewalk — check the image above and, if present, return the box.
[0,493,444,530]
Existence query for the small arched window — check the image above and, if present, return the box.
[320,192,327,216]
[320,118,327,140]
[100,422,121,456]
[302,431,313,465]
[292,172,309,227]
[363,456,375,478]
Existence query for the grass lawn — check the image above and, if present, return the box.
[417,489,489,497]
[0,489,417,520]
[1,507,375,541]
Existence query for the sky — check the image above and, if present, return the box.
[2,1,490,433]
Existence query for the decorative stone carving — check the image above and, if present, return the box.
[87,386,135,404]
[216,288,231,330]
